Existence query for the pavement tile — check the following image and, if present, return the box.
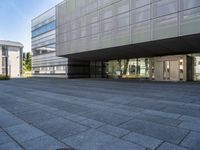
[1,79,200,150]
[98,124,130,137]
[62,129,145,150]
[163,106,200,118]
[82,110,133,126]
[178,121,200,132]
[122,131,163,149]
[0,110,24,128]
[181,131,200,150]
[35,117,89,140]
[21,135,69,150]
[119,119,189,144]
[64,114,88,122]
[0,142,23,150]
[179,115,200,123]
[5,123,45,143]
[142,109,181,119]
[178,115,200,132]
[0,131,13,145]
[134,113,182,126]
[157,142,190,150]
[15,110,57,124]
[80,119,104,128]
[51,125,89,140]
[35,117,83,133]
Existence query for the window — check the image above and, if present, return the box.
[2,68,6,75]
[2,47,7,56]
[32,21,56,37]
[2,57,6,67]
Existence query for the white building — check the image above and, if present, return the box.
[0,40,23,78]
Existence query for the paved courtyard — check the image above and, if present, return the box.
[0,78,200,150]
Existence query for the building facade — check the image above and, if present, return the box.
[0,40,23,78]
[55,0,200,81]
[31,7,68,78]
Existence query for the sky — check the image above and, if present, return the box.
[0,0,63,52]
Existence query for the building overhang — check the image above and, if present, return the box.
[58,33,200,61]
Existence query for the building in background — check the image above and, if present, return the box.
[0,40,23,78]
[55,0,200,81]
[31,7,68,78]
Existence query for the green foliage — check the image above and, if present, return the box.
[0,75,10,80]
[23,52,32,72]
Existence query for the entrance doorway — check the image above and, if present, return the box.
[163,60,179,81]
[154,55,186,81]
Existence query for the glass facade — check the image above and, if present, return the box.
[32,7,68,77]
[90,58,150,79]
[32,21,56,38]
[192,54,200,81]
[105,58,150,79]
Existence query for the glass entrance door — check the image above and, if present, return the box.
[163,60,180,81]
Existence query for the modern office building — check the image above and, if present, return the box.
[0,40,23,78]
[55,0,200,81]
[31,7,68,78]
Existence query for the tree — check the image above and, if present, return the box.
[117,59,130,78]
[23,52,32,72]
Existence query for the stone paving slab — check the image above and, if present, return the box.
[34,117,89,140]
[142,109,181,119]
[5,123,45,143]
[97,124,130,138]
[15,110,57,125]
[0,109,25,128]
[0,131,13,145]
[119,119,189,144]
[1,78,200,150]
[82,110,133,126]
[0,142,23,150]
[62,129,145,150]
[180,131,200,150]
[134,113,182,127]
[122,131,163,149]
[21,135,69,150]
[80,119,105,128]
[157,142,190,150]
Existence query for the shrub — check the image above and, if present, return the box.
[0,75,10,80]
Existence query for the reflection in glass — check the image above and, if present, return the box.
[193,54,200,81]
[105,58,150,79]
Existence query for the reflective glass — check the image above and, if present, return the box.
[105,58,150,78]
[32,21,56,38]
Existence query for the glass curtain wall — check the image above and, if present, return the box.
[105,58,150,79]
[192,54,200,81]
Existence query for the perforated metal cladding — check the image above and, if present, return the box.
[56,0,200,56]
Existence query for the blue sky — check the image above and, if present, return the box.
[0,0,63,52]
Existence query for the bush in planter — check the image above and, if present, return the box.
[0,75,10,80]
